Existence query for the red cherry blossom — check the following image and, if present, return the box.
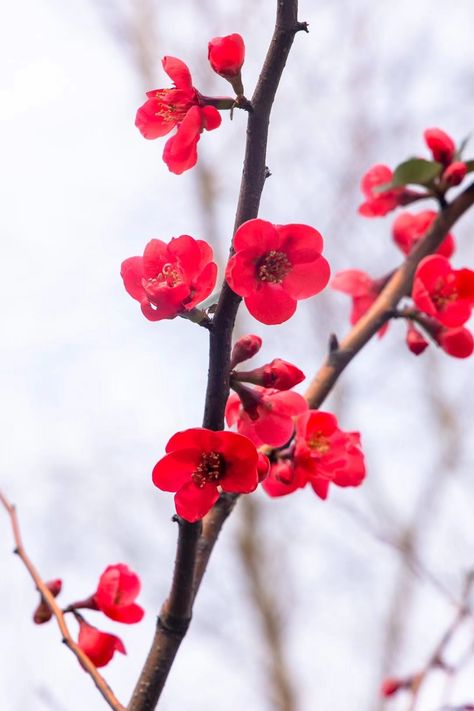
[331,269,389,337]
[293,411,366,500]
[93,564,144,624]
[226,386,308,447]
[392,211,455,258]
[33,579,62,624]
[233,358,305,391]
[135,56,221,174]
[226,219,330,325]
[77,619,126,668]
[443,161,468,187]
[358,164,420,218]
[406,323,429,355]
[412,255,474,327]
[230,334,262,369]
[424,127,456,165]
[152,429,259,522]
[121,236,217,322]
[208,34,245,80]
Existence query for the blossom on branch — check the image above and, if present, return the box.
[232,358,305,391]
[435,325,474,358]
[93,564,144,624]
[443,161,468,187]
[135,57,221,174]
[77,618,126,668]
[208,34,245,94]
[392,210,455,258]
[261,460,306,497]
[230,334,262,369]
[152,429,259,522]
[405,322,429,355]
[358,164,419,217]
[226,219,330,324]
[331,269,389,336]
[423,127,456,165]
[412,255,474,327]
[121,235,217,322]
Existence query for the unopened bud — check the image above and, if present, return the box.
[232,358,304,390]
[443,161,467,187]
[33,579,62,624]
[230,334,262,369]
[208,34,245,95]
[406,323,429,356]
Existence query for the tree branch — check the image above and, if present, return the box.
[0,490,125,711]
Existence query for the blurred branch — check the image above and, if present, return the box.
[0,490,125,711]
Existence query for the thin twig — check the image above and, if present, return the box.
[0,490,125,711]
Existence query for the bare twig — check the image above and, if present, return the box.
[0,490,125,711]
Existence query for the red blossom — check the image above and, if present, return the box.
[443,161,468,187]
[226,386,308,447]
[435,325,474,359]
[412,255,474,327]
[33,579,62,624]
[230,334,262,369]
[121,235,217,322]
[257,452,271,482]
[392,211,455,258]
[226,219,330,325]
[424,127,456,165]
[261,460,306,497]
[380,677,408,698]
[331,269,389,337]
[152,429,259,522]
[93,564,144,624]
[233,358,305,391]
[358,164,419,218]
[77,619,126,668]
[208,34,245,82]
[135,56,221,174]
[406,322,429,355]
[293,411,366,500]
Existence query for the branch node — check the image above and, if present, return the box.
[264,166,272,180]
[295,20,309,33]
[328,333,339,353]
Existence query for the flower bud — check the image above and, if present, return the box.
[33,579,62,624]
[423,127,456,164]
[230,334,262,369]
[443,161,467,187]
[380,677,406,698]
[436,325,474,359]
[208,34,245,95]
[406,323,429,356]
[233,358,305,390]
[257,453,270,482]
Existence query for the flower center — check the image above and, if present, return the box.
[432,276,457,309]
[153,90,193,123]
[257,250,292,284]
[192,451,226,488]
[143,263,184,299]
[308,431,331,454]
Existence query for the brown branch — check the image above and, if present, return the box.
[0,490,125,711]
[128,3,304,709]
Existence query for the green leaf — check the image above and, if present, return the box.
[391,158,443,188]
[456,134,471,160]
[464,159,474,173]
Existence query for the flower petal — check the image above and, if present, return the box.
[282,256,330,299]
[175,481,219,522]
[244,285,296,325]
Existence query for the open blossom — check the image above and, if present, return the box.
[293,411,366,500]
[423,127,456,165]
[152,429,259,522]
[412,255,474,327]
[135,57,221,174]
[77,619,126,668]
[331,269,389,336]
[121,236,217,322]
[358,164,419,218]
[226,386,308,447]
[226,219,330,324]
[233,358,305,391]
[94,565,144,624]
[392,211,455,258]
[261,460,306,498]
[208,34,245,81]
[33,579,62,624]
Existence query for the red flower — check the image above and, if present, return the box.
[233,358,305,391]
[226,219,330,324]
[94,564,144,624]
[331,269,389,337]
[380,678,408,698]
[226,387,308,447]
[392,211,455,258]
[443,161,467,187]
[33,579,62,624]
[435,325,474,358]
[152,429,259,522]
[412,255,474,327]
[230,334,262,369]
[406,323,429,355]
[208,34,245,79]
[135,57,221,174]
[294,411,366,500]
[261,460,306,498]
[77,619,126,668]
[358,164,418,218]
[121,235,217,322]
[424,127,456,165]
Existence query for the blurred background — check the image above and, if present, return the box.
[1,0,474,709]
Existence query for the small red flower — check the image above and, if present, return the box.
[208,34,245,80]
[152,429,259,522]
[135,57,221,174]
[77,619,126,668]
[233,358,305,391]
[331,269,389,337]
[33,579,62,624]
[424,127,456,165]
[443,161,467,187]
[226,219,330,325]
[358,165,419,218]
[230,334,262,369]
[94,564,144,624]
[435,325,474,358]
[261,460,306,498]
[406,322,429,355]
[380,677,407,698]
[294,411,366,500]
[392,211,455,258]
[121,236,217,322]
[412,255,474,327]
[226,387,308,447]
